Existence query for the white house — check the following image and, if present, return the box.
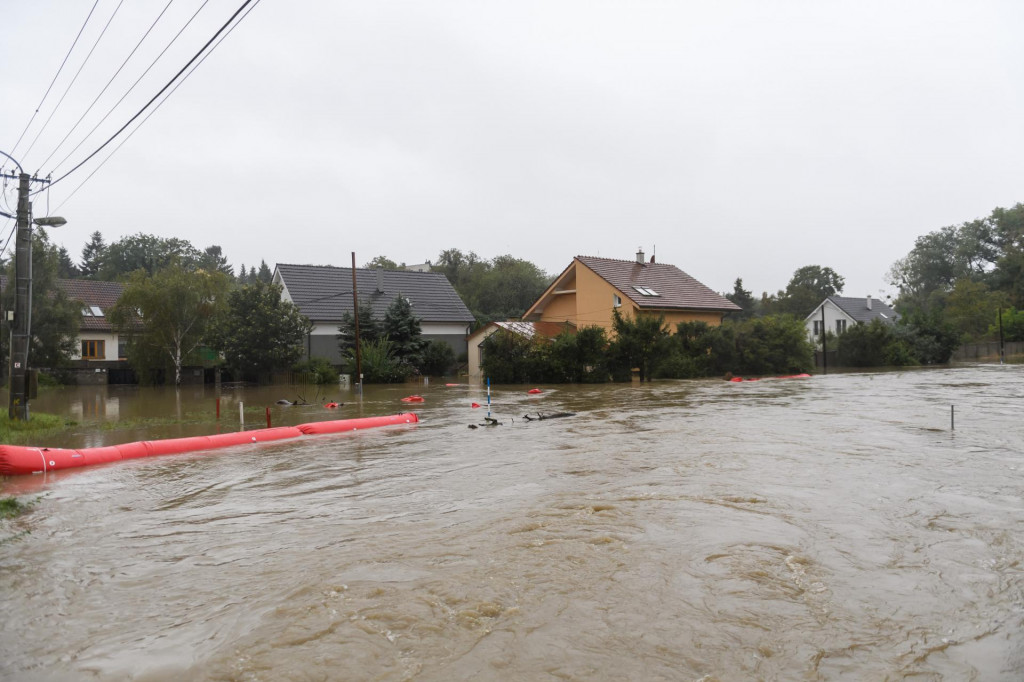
[805,295,899,344]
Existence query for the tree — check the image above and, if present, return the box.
[473,255,550,322]
[943,278,1008,341]
[383,295,426,363]
[731,315,814,375]
[725,278,757,319]
[337,302,383,354]
[79,230,106,278]
[200,245,234,277]
[256,260,273,283]
[110,264,230,385]
[215,281,312,380]
[1,229,79,372]
[57,246,80,278]
[607,309,669,382]
[98,233,204,281]
[364,255,400,270]
[776,265,845,317]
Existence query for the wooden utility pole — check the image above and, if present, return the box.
[351,252,362,391]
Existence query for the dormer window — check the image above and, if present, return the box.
[633,286,660,297]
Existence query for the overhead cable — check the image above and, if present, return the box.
[50,0,213,176]
[39,0,179,171]
[22,0,127,163]
[51,0,264,208]
[8,0,101,158]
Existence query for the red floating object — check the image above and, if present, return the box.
[401,395,425,403]
[471,402,481,408]
[528,388,542,394]
[324,402,339,409]
[445,383,461,387]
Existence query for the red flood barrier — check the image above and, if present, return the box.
[0,416,416,477]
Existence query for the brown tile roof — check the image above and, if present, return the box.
[58,279,125,332]
[575,256,741,312]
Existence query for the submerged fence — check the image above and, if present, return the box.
[953,341,1024,361]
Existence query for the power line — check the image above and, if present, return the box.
[21,0,127,163]
[50,0,213,177]
[38,0,179,171]
[51,0,264,208]
[8,0,101,157]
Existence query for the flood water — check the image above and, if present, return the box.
[2,365,1023,681]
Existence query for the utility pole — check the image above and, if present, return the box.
[9,173,33,419]
[2,153,63,420]
[351,251,362,393]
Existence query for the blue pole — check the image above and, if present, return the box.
[487,377,491,419]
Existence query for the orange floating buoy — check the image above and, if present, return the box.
[445,383,461,387]
[324,402,340,409]
[401,395,425,403]
[471,402,481,408]
[527,388,542,394]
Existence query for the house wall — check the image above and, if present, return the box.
[805,300,854,344]
[72,332,120,361]
[304,322,470,365]
[466,325,501,381]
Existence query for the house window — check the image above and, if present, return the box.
[118,340,128,359]
[813,320,820,336]
[81,340,105,360]
[613,294,622,307]
[836,319,847,334]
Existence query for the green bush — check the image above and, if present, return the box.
[418,340,456,376]
[346,337,414,383]
[292,357,340,384]
[731,315,814,375]
[990,308,1024,341]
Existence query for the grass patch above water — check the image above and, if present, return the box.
[0,413,78,445]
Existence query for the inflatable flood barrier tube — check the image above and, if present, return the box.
[0,414,418,476]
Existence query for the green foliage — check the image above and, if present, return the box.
[836,316,959,367]
[430,248,549,324]
[348,337,413,383]
[200,245,234,277]
[98,233,203,280]
[337,303,383,354]
[836,320,894,367]
[0,412,75,444]
[654,321,738,378]
[292,357,340,384]
[991,308,1024,341]
[57,246,80,278]
[775,265,845,317]
[943,278,1009,341]
[549,326,609,382]
[731,315,815,375]
[419,340,456,376]
[1,229,79,369]
[364,255,401,269]
[480,330,554,384]
[79,230,105,278]
[110,264,231,385]
[215,281,312,380]
[607,310,670,382]
[725,278,758,319]
[383,295,426,363]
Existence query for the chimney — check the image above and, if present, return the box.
[866,295,872,310]
[376,266,384,293]
[636,247,645,264]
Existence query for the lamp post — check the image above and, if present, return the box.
[2,151,66,420]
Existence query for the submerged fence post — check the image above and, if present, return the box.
[266,407,271,428]
[240,402,244,429]
[951,405,955,431]
[216,398,220,420]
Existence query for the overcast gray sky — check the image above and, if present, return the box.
[3,0,1022,302]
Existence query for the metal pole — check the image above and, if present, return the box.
[998,307,1005,365]
[9,173,32,420]
[351,252,362,393]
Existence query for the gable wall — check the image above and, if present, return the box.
[805,300,856,344]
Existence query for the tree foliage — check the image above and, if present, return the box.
[79,231,105,278]
[215,281,312,380]
[1,229,79,371]
[775,265,845,317]
[110,264,230,385]
[382,295,426,363]
[94,233,232,282]
[430,248,549,324]
[725,278,757,319]
[607,310,670,382]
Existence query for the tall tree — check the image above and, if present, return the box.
[110,264,230,385]
[337,302,383,354]
[80,230,106,278]
[57,246,80,278]
[215,281,312,379]
[383,294,426,362]
[99,233,203,281]
[364,255,400,270]
[608,309,669,382]
[1,228,79,370]
[726,278,757,319]
[776,265,845,317]
[200,245,234,277]
[256,260,273,283]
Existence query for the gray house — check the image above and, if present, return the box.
[273,263,475,364]
[805,295,899,343]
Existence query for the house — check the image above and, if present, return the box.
[273,263,476,365]
[522,250,740,331]
[466,250,740,379]
[467,320,575,381]
[804,295,899,343]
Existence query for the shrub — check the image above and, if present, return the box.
[419,340,456,376]
[292,357,340,384]
[345,337,414,383]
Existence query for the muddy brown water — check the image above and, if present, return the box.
[2,366,1023,681]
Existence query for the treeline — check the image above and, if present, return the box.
[482,312,816,383]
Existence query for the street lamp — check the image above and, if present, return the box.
[2,150,66,420]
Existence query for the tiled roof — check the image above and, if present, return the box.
[0,276,124,332]
[495,320,575,339]
[575,256,741,312]
[827,296,899,324]
[275,263,475,323]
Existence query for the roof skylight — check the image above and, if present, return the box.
[633,285,660,296]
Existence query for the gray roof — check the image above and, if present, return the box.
[275,263,475,324]
[575,256,741,312]
[826,296,899,324]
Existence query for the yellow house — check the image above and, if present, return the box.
[522,251,740,332]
